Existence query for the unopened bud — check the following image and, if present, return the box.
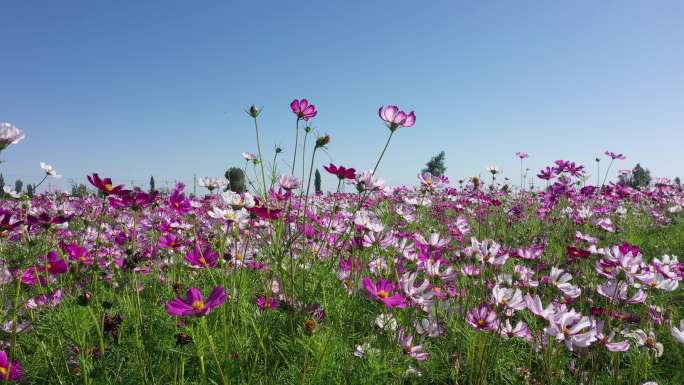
[248,105,261,118]
[315,134,331,148]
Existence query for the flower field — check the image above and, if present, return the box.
[1,102,684,385]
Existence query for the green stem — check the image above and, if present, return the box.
[200,317,228,385]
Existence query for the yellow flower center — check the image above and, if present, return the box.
[104,183,113,191]
[377,290,389,299]
[477,319,486,326]
[0,367,6,378]
[198,256,207,266]
[192,300,205,310]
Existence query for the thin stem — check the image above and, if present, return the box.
[253,116,269,202]
[291,118,300,175]
[200,318,228,385]
[371,130,394,176]
[601,159,614,187]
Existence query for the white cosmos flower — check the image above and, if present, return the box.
[0,122,26,148]
[40,162,62,178]
[2,185,20,198]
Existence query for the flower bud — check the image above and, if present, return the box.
[315,134,331,148]
[248,105,261,118]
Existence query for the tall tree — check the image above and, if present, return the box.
[619,163,651,188]
[26,184,35,197]
[0,173,4,190]
[14,179,23,193]
[225,167,246,193]
[314,169,322,194]
[422,151,447,177]
[675,177,681,191]
[149,176,156,193]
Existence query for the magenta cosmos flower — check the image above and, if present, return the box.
[605,150,625,160]
[515,152,529,159]
[378,105,415,131]
[466,304,499,331]
[38,251,68,276]
[290,98,317,121]
[323,163,356,180]
[256,296,280,310]
[166,286,227,317]
[0,351,23,382]
[185,245,220,268]
[87,173,128,196]
[362,276,407,308]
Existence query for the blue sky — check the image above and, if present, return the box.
[2,0,683,192]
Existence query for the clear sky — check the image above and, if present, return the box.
[2,0,683,192]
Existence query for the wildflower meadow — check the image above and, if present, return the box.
[0,98,683,385]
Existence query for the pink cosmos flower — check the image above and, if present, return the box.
[500,319,532,341]
[291,99,317,121]
[544,309,597,351]
[278,175,301,191]
[38,251,68,276]
[537,167,556,181]
[256,296,280,310]
[169,183,192,213]
[61,241,94,265]
[26,289,62,310]
[185,245,220,268]
[672,319,684,344]
[166,286,227,317]
[0,351,23,382]
[378,105,415,131]
[595,320,630,352]
[466,304,499,331]
[398,328,430,361]
[87,173,128,196]
[241,152,257,161]
[515,152,529,159]
[605,151,626,160]
[362,276,407,309]
[159,233,183,249]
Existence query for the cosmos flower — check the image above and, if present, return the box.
[378,105,415,131]
[500,319,532,341]
[544,309,597,351]
[166,286,227,317]
[362,276,407,309]
[185,245,220,268]
[0,351,23,382]
[2,186,20,199]
[290,98,318,121]
[515,152,529,159]
[38,251,68,276]
[278,175,301,191]
[87,173,128,196]
[241,152,257,161]
[0,122,25,150]
[323,163,356,180]
[397,328,429,361]
[40,162,61,178]
[625,329,663,357]
[256,296,280,310]
[672,319,684,344]
[605,151,626,160]
[466,304,499,331]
